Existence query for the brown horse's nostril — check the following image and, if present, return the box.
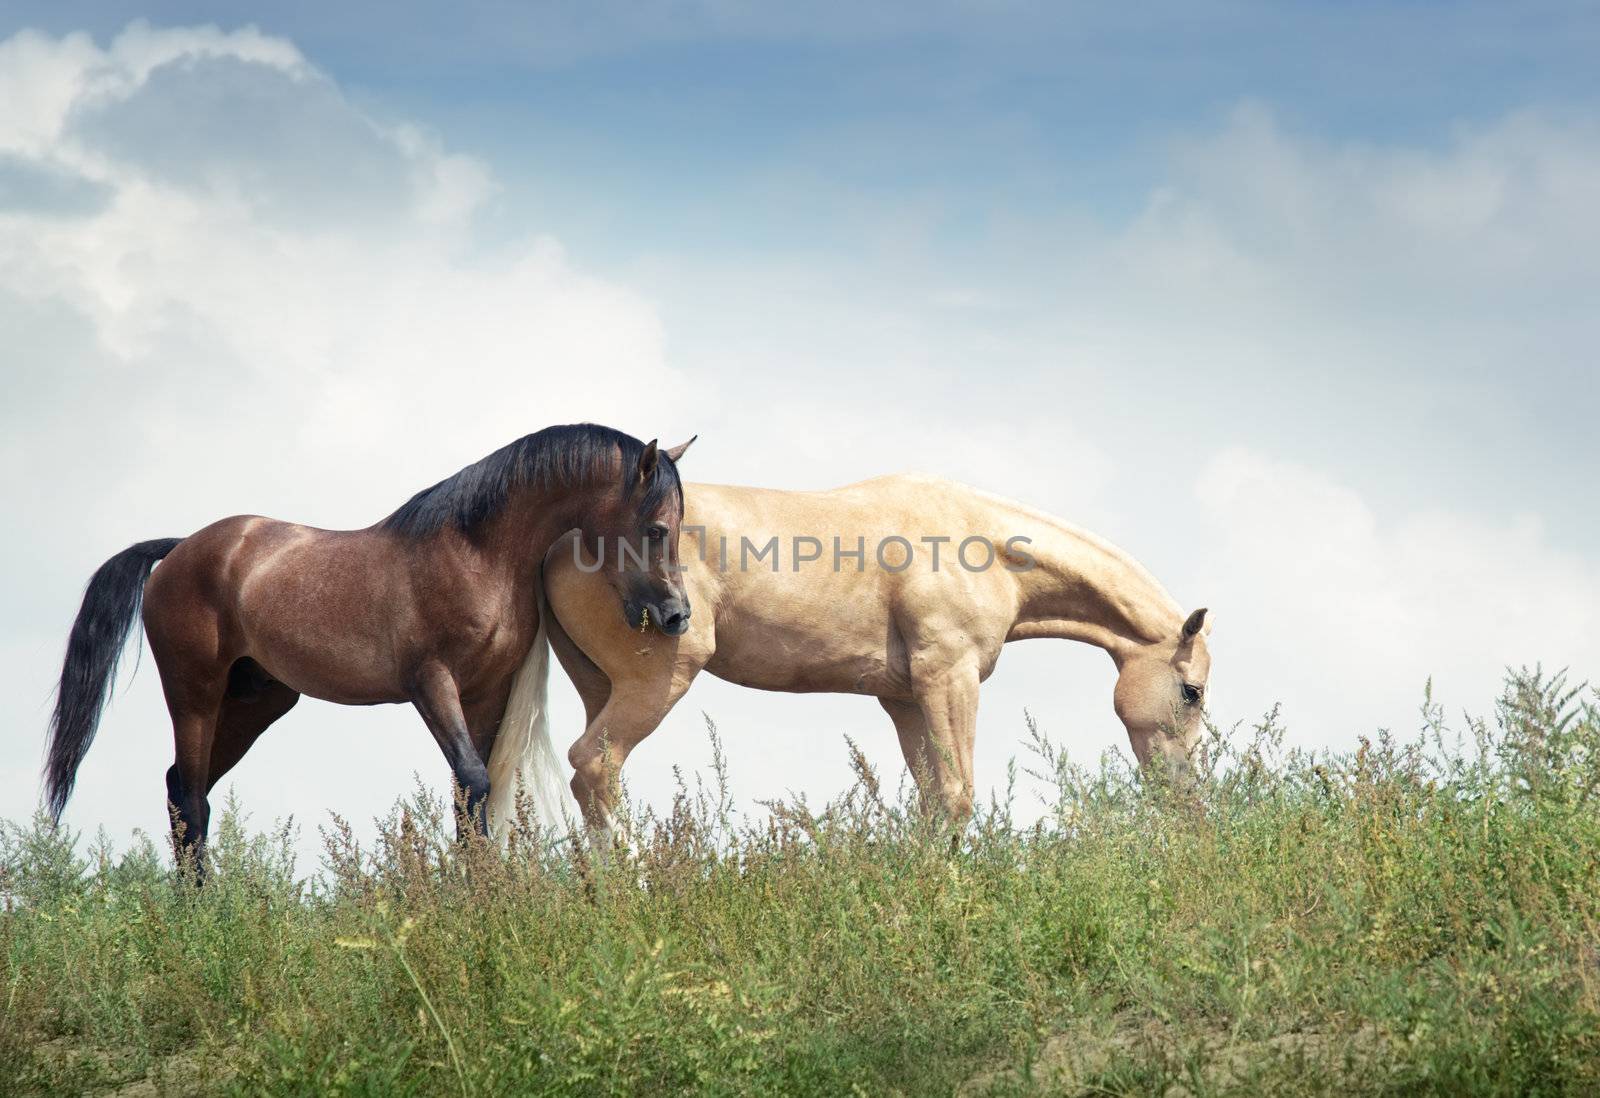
[661,607,689,633]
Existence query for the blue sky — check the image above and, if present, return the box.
[2,4,1597,856]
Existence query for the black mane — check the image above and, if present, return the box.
[381,424,682,539]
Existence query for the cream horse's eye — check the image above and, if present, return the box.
[1181,683,1203,705]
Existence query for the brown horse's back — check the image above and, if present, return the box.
[143,516,416,706]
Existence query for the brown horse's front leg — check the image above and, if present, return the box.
[409,661,492,837]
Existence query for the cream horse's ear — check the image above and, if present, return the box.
[664,435,697,463]
[1182,607,1209,638]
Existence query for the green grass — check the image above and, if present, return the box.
[4,668,1600,1096]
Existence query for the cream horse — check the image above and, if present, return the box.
[503,475,1211,834]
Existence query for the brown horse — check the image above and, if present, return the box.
[44,424,695,859]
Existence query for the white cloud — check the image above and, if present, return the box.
[0,23,306,158]
[1192,447,1600,746]
[1051,109,1600,739]
[1025,105,1598,413]
[1152,104,1600,313]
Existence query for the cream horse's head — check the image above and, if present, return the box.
[1112,607,1212,784]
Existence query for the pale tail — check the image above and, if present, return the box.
[485,620,574,838]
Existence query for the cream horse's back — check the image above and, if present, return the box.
[693,477,1024,695]
[543,475,1212,831]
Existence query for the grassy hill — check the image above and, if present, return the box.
[4,669,1598,1096]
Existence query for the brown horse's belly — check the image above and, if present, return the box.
[254,657,402,707]
[230,524,410,705]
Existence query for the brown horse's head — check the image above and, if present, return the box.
[1112,607,1212,785]
[581,436,696,636]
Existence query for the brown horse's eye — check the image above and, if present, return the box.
[646,524,668,542]
[1181,683,1203,705]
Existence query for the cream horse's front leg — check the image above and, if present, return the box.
[558,621,711,845]
[890,652,981,823]
[567,690,683,844]
[543,532,713,846]
[561,629,708,845]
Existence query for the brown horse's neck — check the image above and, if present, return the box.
[993,499,1184,663]
[428,479,619,590]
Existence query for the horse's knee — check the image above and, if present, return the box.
[567,741,604,793]
[567,735,593,773]
[926,777,972,823]
[569,720,639,786]
[572,733,636,829]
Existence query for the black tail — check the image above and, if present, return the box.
[45,538,182,823]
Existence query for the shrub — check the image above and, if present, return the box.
[3,668,1598,1096]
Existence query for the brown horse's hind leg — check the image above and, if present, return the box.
[208,671,300,792]
[142,549,234,872]
[164,699,223,870]
[152,652,229,868]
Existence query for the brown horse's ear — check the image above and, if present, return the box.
[664,435,696,464]
[1182,607,1209,639]
[638,439,660,481]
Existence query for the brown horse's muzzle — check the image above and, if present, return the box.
[655,596,691,636]
[626,594,691,636]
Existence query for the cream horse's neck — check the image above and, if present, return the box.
[979,491,1185,663]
